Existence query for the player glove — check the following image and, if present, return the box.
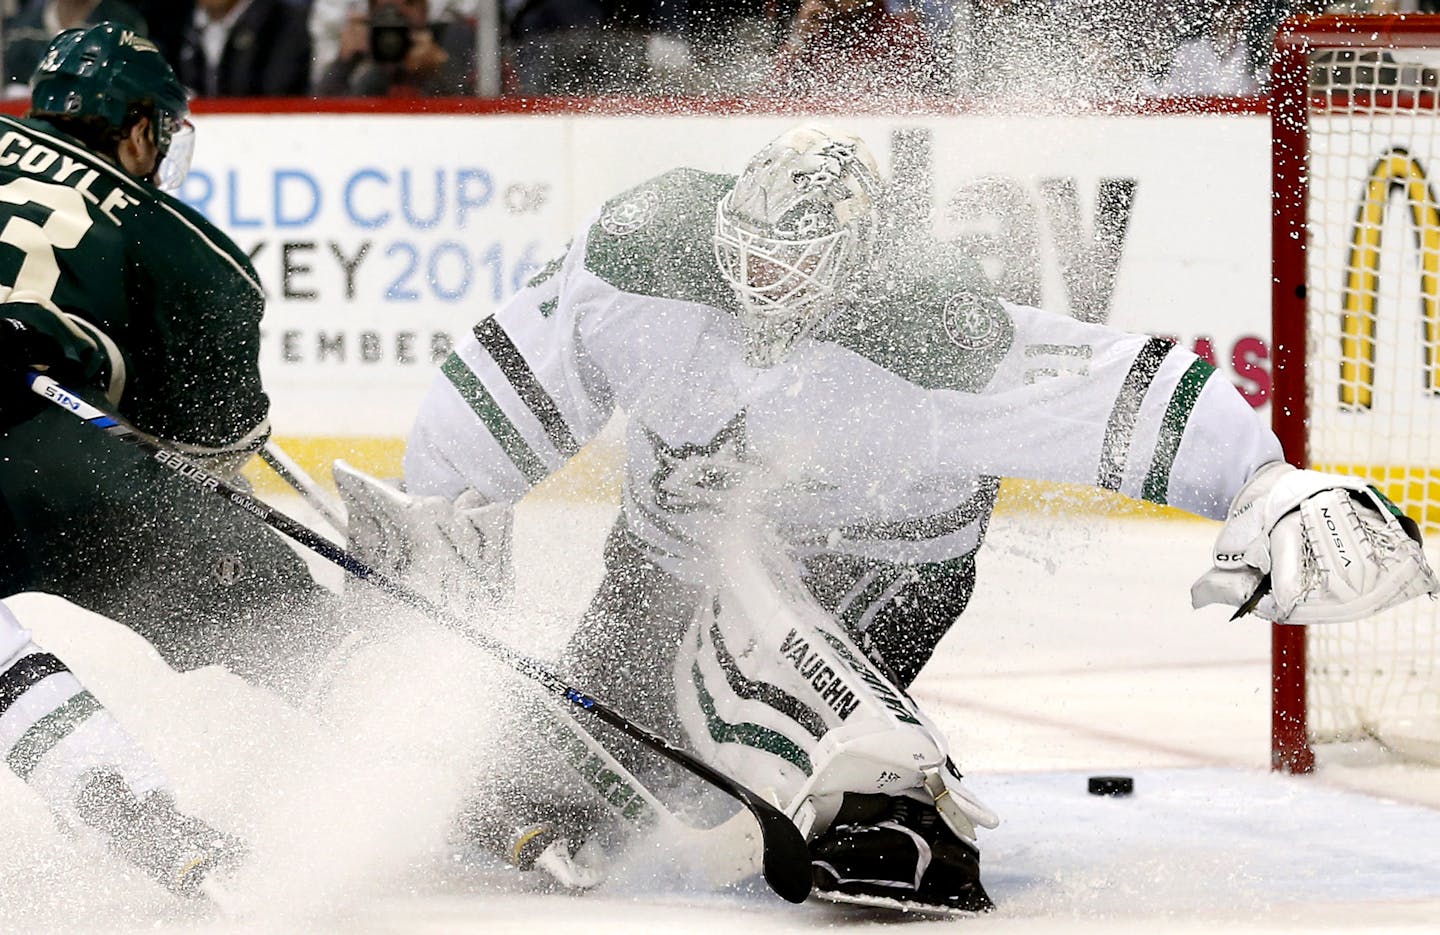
[1191,461,1439,624]
[0,317,73,429]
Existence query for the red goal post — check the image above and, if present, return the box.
[1271,15,1440,773]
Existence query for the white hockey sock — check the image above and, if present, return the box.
[0,606,166,827]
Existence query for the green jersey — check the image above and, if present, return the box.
[0,114,269,460]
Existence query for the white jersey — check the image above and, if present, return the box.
[405,168,1281,581]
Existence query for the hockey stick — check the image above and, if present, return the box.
[27,374,812,904]
[258,440,348,533]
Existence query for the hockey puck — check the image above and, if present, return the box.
[1087,775,1134,796]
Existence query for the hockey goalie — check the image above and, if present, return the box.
[336,123,1439,913]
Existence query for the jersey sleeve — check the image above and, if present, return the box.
[404,233,617,502]
[0,116,271,462]
[941,302,1281,520]
[406,168,733,502]
[826,248,1282,522]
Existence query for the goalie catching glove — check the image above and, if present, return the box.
[1191,461,1439,624]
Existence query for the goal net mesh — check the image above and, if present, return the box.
[1303,45,1440,761]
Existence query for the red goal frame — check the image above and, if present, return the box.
[1270,13,1440,773]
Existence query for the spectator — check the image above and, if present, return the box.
[314,0,474,96]
[126,0,196,67]
[2,0,148,96]
[310,0,481,86]
[1146,0,1264,96]
[887,0,958,83]
[762,0,946,99]
[674,0,785,95]
[309,0,356,85]
[503,0,683,96]
[1139,0,1322,97]
[178,0,313,96]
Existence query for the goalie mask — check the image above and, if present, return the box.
[714,124,882,367]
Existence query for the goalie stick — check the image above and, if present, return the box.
[27,373,811,904]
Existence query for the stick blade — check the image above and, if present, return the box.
[744,793,812,903]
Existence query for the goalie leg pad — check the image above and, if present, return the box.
[672,546,999,846]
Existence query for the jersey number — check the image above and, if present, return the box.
[0,178,93,307]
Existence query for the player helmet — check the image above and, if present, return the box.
[713,123,882,367]
[29,22,192,189]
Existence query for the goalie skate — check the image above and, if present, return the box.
[73,769,245,899]
[505,821,607,890]
[809,793,994,916]
[813,887,993,918]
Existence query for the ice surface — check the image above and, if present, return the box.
[2,501,1438,933]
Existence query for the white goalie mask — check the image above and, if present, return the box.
[713,124,882,367]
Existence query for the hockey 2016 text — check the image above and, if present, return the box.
[0,130,140,223]
[244,239,541,305]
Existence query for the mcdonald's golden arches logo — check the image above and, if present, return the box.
[1341,146,1440,409]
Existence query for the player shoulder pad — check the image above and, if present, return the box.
[153,188,261,286]
[822,238,1013,392]
[583,168,736,308]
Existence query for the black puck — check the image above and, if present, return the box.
[1088,775,1134,796]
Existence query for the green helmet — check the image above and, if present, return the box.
[29,22,189,154]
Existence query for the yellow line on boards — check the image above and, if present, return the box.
[243,436,624,502]
[244,436,1225,520]
[250,440,1440,528]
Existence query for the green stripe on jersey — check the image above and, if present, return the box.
[1097,337,1174,491]
[472,318,579,457]
[8,690,101,780]
[1141,358,1215,505]
[441,353,549,484]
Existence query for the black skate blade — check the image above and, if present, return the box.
[814,887,994,918]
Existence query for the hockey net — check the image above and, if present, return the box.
[1271,15,1440,772]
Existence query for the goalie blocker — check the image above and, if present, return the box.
[333,459,514,611]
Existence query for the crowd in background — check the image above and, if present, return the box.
[1,0,1438,102]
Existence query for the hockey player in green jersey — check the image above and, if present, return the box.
[351,123,1438,912]
[0,24,340,897]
